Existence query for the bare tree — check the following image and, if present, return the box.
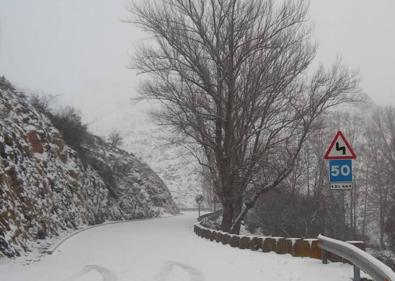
[365,107,395,247]
[108,130,124,148]
[29,94,55,116]
[130,0,359,233]
[387,191,395,251]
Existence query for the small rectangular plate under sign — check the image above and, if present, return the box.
[331,182,352,190]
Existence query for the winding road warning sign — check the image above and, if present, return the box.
[324,131,357,160]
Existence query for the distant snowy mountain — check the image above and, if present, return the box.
[0,78,178,258]
[123,126,205,209]
[86,98,206,209]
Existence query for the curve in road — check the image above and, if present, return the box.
[0,212,355,281]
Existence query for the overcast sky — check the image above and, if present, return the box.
[1,0,395,135]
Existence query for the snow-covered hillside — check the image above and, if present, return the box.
[0,78,178,258]
[85,97,205,209]
[123,126,205,209]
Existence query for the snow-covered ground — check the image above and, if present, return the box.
[0,212,356,281]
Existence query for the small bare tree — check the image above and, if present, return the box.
[108,130,124,148]
[129,0,359,233]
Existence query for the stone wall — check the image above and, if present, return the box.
[194,212,365,262]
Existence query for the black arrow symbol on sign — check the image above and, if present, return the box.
[336,142,346,155]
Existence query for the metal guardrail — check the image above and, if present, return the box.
[318,234,395,281]
[197,210,222,222]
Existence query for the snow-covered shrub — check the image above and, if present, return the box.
[245,188,346,239]
[49,106,94,161]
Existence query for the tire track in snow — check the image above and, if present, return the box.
[155,261,205,281]
[63,265,117,281]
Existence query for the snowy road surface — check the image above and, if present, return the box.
[0,212,355,281]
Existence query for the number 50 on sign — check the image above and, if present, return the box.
[329,160,352,189]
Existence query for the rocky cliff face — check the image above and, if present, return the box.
[0,78,178,258]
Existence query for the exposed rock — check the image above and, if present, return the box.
[26,131,44,154]
[0,78,179,257]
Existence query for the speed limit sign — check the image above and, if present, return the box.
[329,160,352,190]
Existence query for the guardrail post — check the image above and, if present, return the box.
[321,249,328,264]
[353,265,360,281]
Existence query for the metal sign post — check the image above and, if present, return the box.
[195,194,204,218]
[324,131,357,239]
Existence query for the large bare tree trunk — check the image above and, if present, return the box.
[221,202,234,232]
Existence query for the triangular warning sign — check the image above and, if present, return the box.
[324,131,357,160]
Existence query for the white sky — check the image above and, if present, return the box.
[1,0,395,135]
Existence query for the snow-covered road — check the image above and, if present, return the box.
[0,212,355,281]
